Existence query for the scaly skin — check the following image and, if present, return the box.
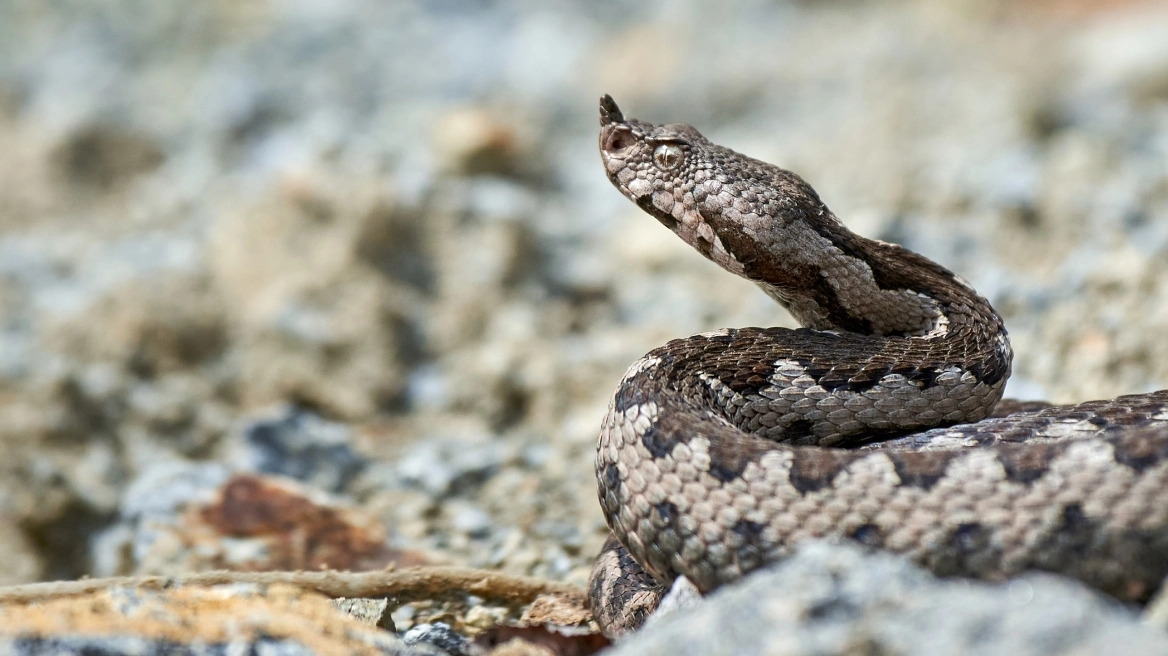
[588,95,1168,638]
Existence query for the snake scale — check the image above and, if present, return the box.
[587,95,1168,638]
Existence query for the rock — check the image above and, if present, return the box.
[0,583,434,656]
[42,273,228,379]
[463,604,508,630]
[190,474,404,572]
[449,502,492,539]
[642,576,702,632]
[401,622,471,656]
[331,597,393,629]
[395,438,508,500]
[208,170,415,420]
[236,406,368,493]
[608,542,1168,656]
[101,462,420,575]
[100,461,229,575]
[1072,11,1168,103]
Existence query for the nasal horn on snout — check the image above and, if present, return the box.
[600,94,624,126]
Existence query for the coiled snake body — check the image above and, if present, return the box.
[588,95,1168,637]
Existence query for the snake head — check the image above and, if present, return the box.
[599,94,805,279]
[596,97,981,337]
[599,95,704,214]
[598,95,737,265]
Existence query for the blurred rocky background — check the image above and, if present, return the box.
[0,0,1166,647]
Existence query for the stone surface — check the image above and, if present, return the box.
[610,542,1168,656]
[401,622,472,656]
[236,406,368,494]
[97,463,418,576]
[331,597,392,629]
[0,0,1164,650]
[0,583,435,656]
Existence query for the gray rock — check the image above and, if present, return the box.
[0,636,319,656]
[450,503,492,539]
[401,622,470,656]
[91,460,228,576]
[119,460,231,521]
[395,439,508,499]
[642,576,702,632]
[239,406,367,493]
[610,542,1168,656]
[0,631,440,656]
[331,597,393,629]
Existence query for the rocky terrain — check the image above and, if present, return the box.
[0,0,1167,653]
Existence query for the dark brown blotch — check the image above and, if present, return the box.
[705,423,784,483]
[965,354,1010,388]
[950,522,990,554]
[779,419,817,442]
[706,444,764,483]
[731,519,767,571]
[850,523,883,546]
[694,234,714,259]
[654,501,678,526]
[887,450,960,490]
[809,275,875,335]
[1053,504,1098,557]
[1107,412,1150,426]
[602,463,621,495]
[788,449,853,493]
[1109,428,1168,473]
[636,195,679,231]
[927,522,993,578]
[612,385,643,413]
[640,422,677,460]
[996,445,1053,483]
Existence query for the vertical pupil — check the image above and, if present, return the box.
[655,145,681,170]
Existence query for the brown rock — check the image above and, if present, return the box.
[0,583,423,655]
[186,473,426,572]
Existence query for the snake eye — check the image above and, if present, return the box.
[653,144,684,171]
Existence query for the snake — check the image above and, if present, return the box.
[587,95,1168,638]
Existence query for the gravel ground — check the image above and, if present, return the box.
[0,0,1166,623]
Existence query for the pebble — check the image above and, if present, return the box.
[450,503,492,539]
[237,406,367,493]
[396,439,509,499]
[401,622,472,656]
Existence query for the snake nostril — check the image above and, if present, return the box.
[605,128,635,153]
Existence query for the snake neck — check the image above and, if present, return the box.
[738,208,995,341]
[598,95,1010,361]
